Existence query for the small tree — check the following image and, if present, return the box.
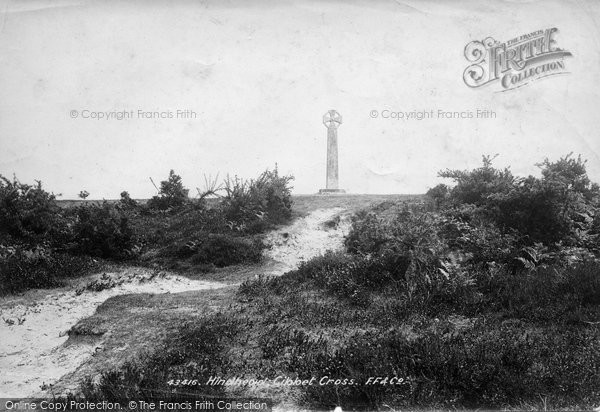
[147,170,189,210]
[426,184,449,209]
[160,170,189,202]
[119,191,138,209]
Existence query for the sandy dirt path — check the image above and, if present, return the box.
[264,207,349,274]
[0,272,223,397]
[0,208,349,398]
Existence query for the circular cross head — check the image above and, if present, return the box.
[323,110,342,129]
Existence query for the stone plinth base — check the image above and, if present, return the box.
[318,189,346,194]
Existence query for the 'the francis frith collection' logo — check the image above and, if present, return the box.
[463,28,572,91]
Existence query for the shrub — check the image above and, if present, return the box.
[0,175,65,243]
[70,201,135,259]
[438,207,520,266]
[345,209,450,302]
[439,154,515,206]
[0,245,93,294]
[222,167,293,229]
[190,234,264,267]
[285,251,372,305]
[440,154,600,247]
[425,183,449,209]
[344,210,391,256]
[147,170,189,210]
[119,191,138,209]
[161,233,264,267]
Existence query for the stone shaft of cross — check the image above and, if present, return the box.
[323,110,342,191]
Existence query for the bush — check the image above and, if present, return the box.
[438,206,520,266]
[163,233,264,268]
[0,245,93,295]
[147,170,189,210]
[439,154,515,206]
[70,201,135,259]
[0,175,65,243]
[119,191,138,209]
[345,208,450,302]
[440,154,600,247]
[222,167,293,229]
[284,251,372,305]
[191,234,264,267]
[425,183,449,209]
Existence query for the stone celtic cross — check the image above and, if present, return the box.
[323,109,342,129]
[320,110,345,193]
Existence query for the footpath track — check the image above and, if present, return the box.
[0,208,349,398]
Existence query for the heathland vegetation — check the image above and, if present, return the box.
[76,154,600,410]
[2,154,600,409]
[0,167,293,294]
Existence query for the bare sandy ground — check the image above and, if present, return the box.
[0,271,224,397]
[264,207,349,274]
[0,208,350,398]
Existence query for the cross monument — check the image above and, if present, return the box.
[319,109,346,194]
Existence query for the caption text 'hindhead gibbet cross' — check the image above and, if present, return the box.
[320,110,345,194]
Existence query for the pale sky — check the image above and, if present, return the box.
[1,0,599,198]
